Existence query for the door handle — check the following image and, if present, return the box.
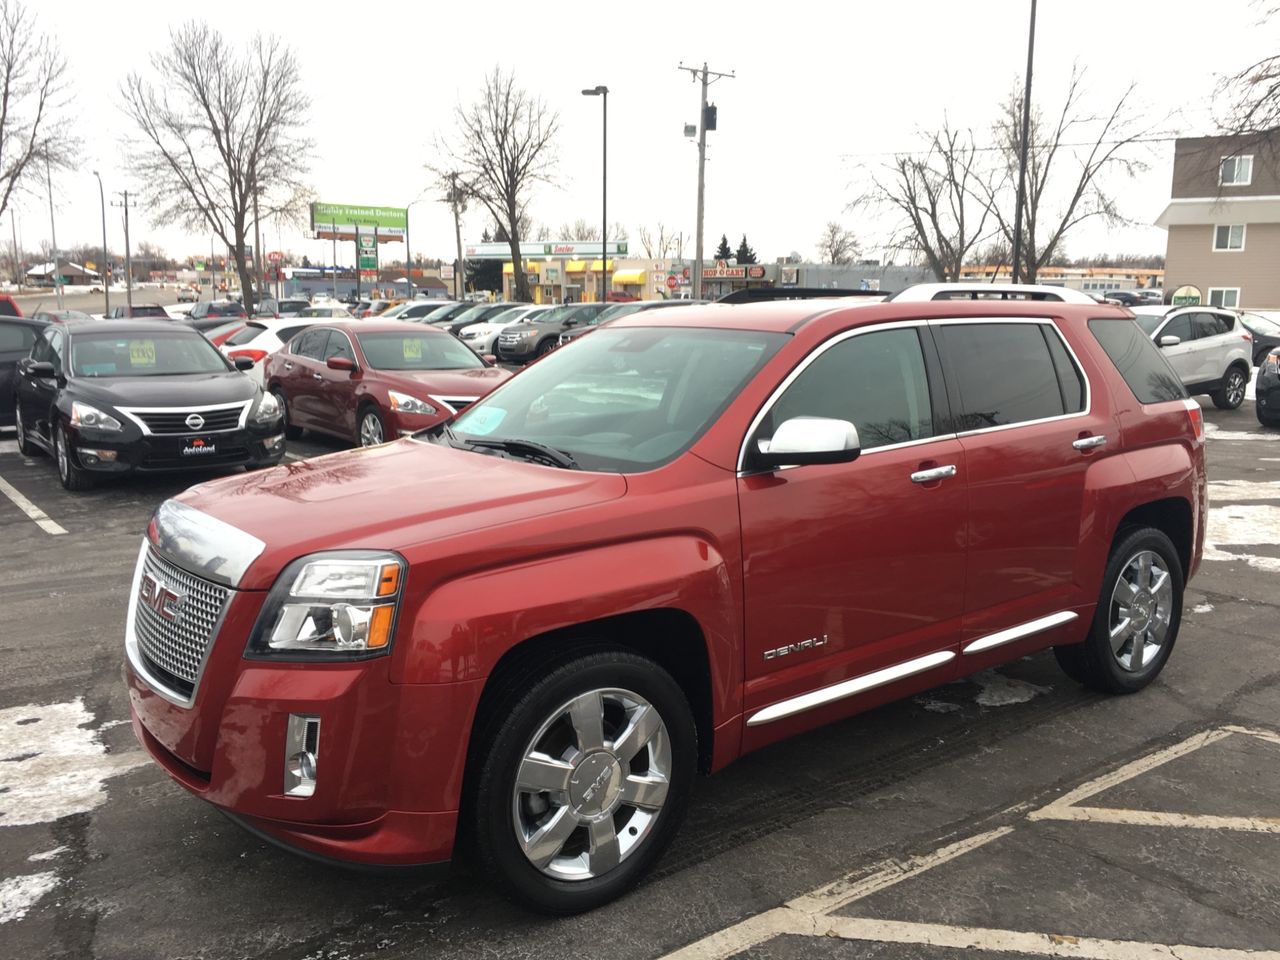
[910,464,957,484]
[1072,435,1107,451]
[283,361,294,370]
[312,373,323,381]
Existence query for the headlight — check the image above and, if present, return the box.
[249,552,405,659]
[519,328,538,338]
[252,391,281,423]
[388,390,436,416]
[70,401,122,432]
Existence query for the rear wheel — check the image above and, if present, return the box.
[1054,527,1182,693]
[272,388,302,440]
[471,650,696,914]
[1258,406,1280,428]
[1211,366,1248,410]
[357,405,386,447]
[14,405,40,457]
[55,424,94,491]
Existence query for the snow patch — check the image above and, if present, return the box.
[0,698,148,827]
[26,846,68,863]
[1204,422,1279,442]
[0,872,60,923]
[916,698,962,714]
[1191,603,1214,614]
[969,670,1051,707]
[1209,479,1280,502]
[1205,502,1280,573]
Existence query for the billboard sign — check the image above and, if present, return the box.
[310,202,407,240]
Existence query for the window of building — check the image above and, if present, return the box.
[1220,155,1253,186]
[1213,224,1246,251]
[1208,288,1241,309]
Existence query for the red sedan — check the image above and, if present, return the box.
[263,320,511,446]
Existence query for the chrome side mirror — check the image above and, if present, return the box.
[754,416,861,470]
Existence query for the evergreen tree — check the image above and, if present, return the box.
[466,224,504,292]
[735,234,758,264]
[713,234,732,261]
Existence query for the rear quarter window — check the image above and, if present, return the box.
[1088,319,1187,404]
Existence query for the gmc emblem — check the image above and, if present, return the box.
[139,572,184,622]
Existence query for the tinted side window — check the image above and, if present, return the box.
[0,321,36,352]
[937,323,1065,430]
[1160,314,1192,342]
[762,328,934,450]
[1089,319,1188,405]
[293,329,328,359]
[1043,327,1086,414]
[323,332,354,362]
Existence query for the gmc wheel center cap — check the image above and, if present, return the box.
[1132,592,1154,630]
[568,751,622,818]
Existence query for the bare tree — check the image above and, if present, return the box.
[436,68,558,302]
[861,122,993,281]
[639,223,675,259]
[559,219,599,241]
[1216,4,1280,136]
[0,0,73,223]
[121,22,311,311]
[979,67,1147,283]
[817,221,859,265]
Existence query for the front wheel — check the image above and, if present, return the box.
[55,424,94,491]
[14,405,40,457]
[1054,527,1183,693]
[471,651,696,914]
[357,405,386,447]
[1211,366,1248,410]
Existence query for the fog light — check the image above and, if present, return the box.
[80,448,117,462]
[284,714,320,797]
[264,434,285,452]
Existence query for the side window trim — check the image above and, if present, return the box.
[928,317,1092,438]
[735,319,954,473]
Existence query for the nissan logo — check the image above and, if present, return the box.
[185,413,205,430]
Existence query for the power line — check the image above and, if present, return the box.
[838,133,1183,161]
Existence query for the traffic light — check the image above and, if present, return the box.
[703,104,717,131]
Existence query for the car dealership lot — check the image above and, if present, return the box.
[0,400,1277,960]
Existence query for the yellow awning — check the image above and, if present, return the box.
[503,261,536,275]
[567,259,614,273]
[612,269,646,284]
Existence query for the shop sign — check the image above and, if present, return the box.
[704,259,746,279]
[746,265,766,279]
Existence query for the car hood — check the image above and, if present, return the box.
[375,366,511,398]
[171,439,628,589]
[71,371,258,409]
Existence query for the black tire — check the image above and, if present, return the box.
[14,404,40,457]
[471,650,696,914]
[1211,365,1248,410]
[272,388,303,441]
[536,337,557,357]
[1258,407,1280,429]
[1054,526,1183,694]
[55,423,94,491]
[357,404,386,447]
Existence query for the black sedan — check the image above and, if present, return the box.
[1238,311,1280,367]
[1,315,49,426]
[13,319,285,490]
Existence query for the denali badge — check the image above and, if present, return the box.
[139,572,184,623]
[764,634,829,661]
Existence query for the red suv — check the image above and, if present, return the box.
[125,296,1205,913]
[262,320,511,446]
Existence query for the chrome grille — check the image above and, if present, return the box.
[133,547,228,695]
[132,405,247,435]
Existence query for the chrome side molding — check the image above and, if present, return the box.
[962,610,1079,656]
[746,650,956,727]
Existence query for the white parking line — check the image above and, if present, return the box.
[0,439,18,455]
[0,476,66,535]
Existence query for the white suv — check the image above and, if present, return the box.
[1132,305,1253,409]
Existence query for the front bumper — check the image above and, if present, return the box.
[70,422,285,474]
[1256,367,1280,420]
[496,337,538,360]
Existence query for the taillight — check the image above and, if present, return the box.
[1265,351,1280,374]
[1182,398,1205,445]
[1242,332,1253,342]
[228,349,269,363]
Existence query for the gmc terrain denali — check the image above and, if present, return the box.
[126,295,1206,913]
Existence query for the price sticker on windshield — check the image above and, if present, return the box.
[402,338,423,361]
[129,340,157,366]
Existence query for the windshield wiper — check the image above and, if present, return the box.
[461,436,579,470]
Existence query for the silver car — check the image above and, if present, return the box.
[1132,305,1253,409]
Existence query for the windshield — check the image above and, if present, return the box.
[299,307,348,318]
[357,331,483,370]
[447,326,785,472]
[380,303,410,319]
[71,331,231,377]
[1242,312,1280,336]
[1134,313,1165,336]
[224,322,267,346]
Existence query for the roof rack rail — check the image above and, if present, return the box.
[717,287,890,304]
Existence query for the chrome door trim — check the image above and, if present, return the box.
[910,464,957,483]
[745,650,956,727]
[961,610,1079,656]
[1072,435,1108,450]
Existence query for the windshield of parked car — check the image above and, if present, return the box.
[1133,313,1165,336]
[70,331,231,377]
[1242,312,1280,336]
[380,303,411,319]
[298,307,349,318]
[223,322,267,346]
[357,331,483,370]
[446,326,785,472]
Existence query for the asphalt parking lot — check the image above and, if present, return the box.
[1,398,1277,960]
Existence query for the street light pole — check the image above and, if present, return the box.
[1010,0,1038,284]
[582,85,608,303]
[92,171,109,317]
[45,158,63,310]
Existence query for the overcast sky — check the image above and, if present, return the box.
[19,1,1277,268]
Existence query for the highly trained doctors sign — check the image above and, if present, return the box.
[310,202,407,240]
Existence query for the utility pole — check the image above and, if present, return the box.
[1011,0,1038,284]
[252,182,264,311]
[678,62,734,301]
[112,191,134,310]
[45,159,63,309]
[92,172,109,317]
[444,172,468,301]
[9,215,19,292]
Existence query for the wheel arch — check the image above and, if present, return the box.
[1115,497,1193,578]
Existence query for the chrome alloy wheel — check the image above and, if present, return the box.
[1109,550,1174,672]
[512,687,672,881]
[359,411,384,446]
[1226,369,1247,407]
[55,426,69,480]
